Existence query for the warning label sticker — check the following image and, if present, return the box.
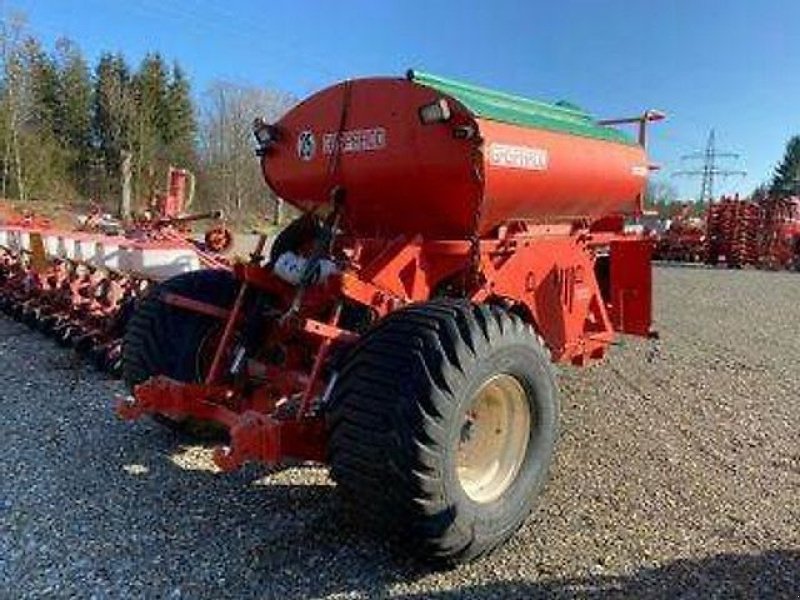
[488,143,549,171]
[323,127,386,155]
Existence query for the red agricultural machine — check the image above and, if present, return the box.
[754,195,800,270]
[0,167,232,372]
[117,70,661,564]
[653,202,706,262]
[704,194,800,269]
[705,195,760,268]
[651,193,800,270]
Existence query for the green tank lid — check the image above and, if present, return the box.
[407,69,637,146]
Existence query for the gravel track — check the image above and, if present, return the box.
[0,266,798,598]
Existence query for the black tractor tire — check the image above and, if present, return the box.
[122,269,239,432]
[268,214,323,264]
[326,299,559,566]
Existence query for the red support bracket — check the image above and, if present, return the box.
[115,376,238,426]
[213,411,280,471]
[302,317,359,343]
[213,412,326,471]
[115,376,327,471]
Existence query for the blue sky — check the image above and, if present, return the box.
[12,0,800,199]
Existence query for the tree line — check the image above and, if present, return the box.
[0,12,295,222]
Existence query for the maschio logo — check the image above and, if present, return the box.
[297,130,316,161]
[488,143,549,171]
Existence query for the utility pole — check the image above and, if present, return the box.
[673,129,746,203]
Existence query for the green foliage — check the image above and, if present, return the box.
[164,64,196,167]
[93,52,133,200]
[22,38,60,132]
[770,135,800,195]
[643,180,712,218]
[55,37,93,194]
[643,179,679,217]
[0,18,198,212]
[0,11,288,223]
[131,53,170,201]
[751,183,770,202]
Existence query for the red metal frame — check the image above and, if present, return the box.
[0,242,150,370]
[116,223,653,471]
[103,72,659,474]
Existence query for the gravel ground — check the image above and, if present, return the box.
[0,266,798,599]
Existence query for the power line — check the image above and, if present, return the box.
[672,129,746,202]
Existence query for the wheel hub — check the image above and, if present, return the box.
[456,373,531,503]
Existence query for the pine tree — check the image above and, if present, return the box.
[131,53,170,201]
[751,183,770,202]
[0,10,294,215]
[770,136,800,195]
[93,52,133,200]
[54,37,93,195]
[164,63,196,167]
[21,37,59,133]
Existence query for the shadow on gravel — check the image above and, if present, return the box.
[118,433,800,598]
[110,428,431,596]
[4,315,798,597]
[397,550,800,599]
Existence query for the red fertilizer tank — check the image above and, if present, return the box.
[261,70,653,238]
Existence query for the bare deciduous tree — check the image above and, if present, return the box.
[197,81,295,223]
[0,11,28,201]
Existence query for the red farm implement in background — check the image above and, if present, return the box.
[705,195,760,268]
[702,194,800,270]
[0,167,232,372]
[757,195,800,270]
[647,189,800,270]
[116,70,662,565]
[653,202,706,263]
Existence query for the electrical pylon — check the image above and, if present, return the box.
[673,129,746,202]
